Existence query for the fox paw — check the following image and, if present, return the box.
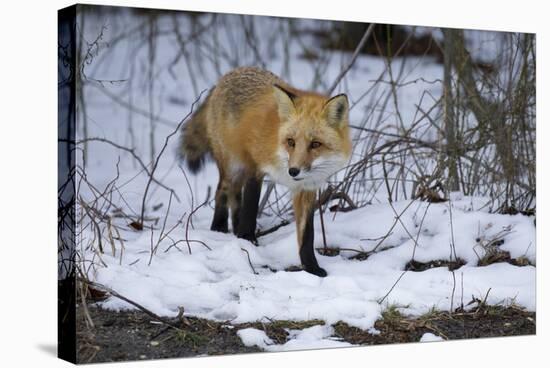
[305,266,327,278]
[237,232,259,246]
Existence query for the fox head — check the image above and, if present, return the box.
[272,84,352,190]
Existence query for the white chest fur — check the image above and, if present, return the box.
[262,151,348,192]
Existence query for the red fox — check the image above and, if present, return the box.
[180,67,351,277]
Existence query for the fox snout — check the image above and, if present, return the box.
[288,166,308,182]
[287,158,311,181]
[288,167,300,177]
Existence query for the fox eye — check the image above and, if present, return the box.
[310,141,322,149]
[287,138,295,147]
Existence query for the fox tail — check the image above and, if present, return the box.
[179,95,211,174]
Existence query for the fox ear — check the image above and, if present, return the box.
[323,94,349,128]
[273,84,297,121]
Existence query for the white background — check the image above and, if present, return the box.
[0,0,546,367]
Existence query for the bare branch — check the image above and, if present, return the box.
[327,23,376,95]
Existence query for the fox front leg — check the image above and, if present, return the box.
[293,190,327,277]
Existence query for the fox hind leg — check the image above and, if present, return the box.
[211,171,230,233]
[228,177,244,235]
[236,176,263,245]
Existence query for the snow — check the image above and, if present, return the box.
[74,10,536,352]
[420,332,444,342]
[237,325,352,351]
[238,328,274,348]
[94,196,535,337]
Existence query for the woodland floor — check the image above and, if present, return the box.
[76,303,535,363]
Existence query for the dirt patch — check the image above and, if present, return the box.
[76,306,261,363]
[477,250,533,267]
[316,247,342,257]
[316,247,371,261]
[77,303,535,363]
[405,258,466,272]
[334,305,535,345]
[402,253,533,271]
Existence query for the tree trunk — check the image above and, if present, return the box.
[441,28,516,199]
[441,29,459,192]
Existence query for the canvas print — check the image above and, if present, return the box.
[58,4,536,364]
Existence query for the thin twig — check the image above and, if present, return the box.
[81,279,183,331]
[139,89,208,226]
[241,248,259,275]
[184,187,212,254]
[256,220,290,238]
[327,23,376,94]
[318,189,328,251]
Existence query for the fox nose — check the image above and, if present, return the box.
[288,167,300,177]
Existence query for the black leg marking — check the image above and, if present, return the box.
[236,177,262,245]
[211,191,228,233]
[231,190,242,235]
[300,210,327,277]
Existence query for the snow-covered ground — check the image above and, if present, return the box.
[95,194,535,334]
[76,8,536,351]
